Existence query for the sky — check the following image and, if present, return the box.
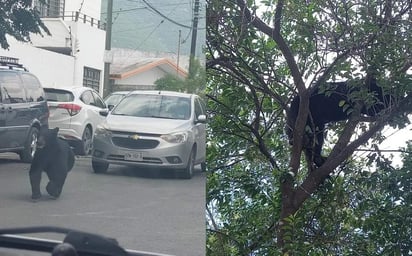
[100,0,206,59]
[379,123,412,167]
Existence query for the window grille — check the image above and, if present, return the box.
[33,0,65,18]
[83,67,101,92]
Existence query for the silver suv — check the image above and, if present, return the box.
[92,90,207,179]
[0,56,49,162]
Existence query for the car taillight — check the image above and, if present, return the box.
[57,103,82,116]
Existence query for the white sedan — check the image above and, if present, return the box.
[92,90,207,179]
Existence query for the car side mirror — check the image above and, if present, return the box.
[196,114,207,123]
[108,104,115,111]
[99,109,109,117]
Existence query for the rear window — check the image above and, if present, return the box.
[44,88,74,102]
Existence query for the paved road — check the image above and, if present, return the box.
[0,153,206,256]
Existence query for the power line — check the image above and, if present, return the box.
[78,0,85,13]
[135,20,165,50]
[141,0,192,29]
[110,0,202,68]
[101,7,147,14]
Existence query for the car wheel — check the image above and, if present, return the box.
[201,162,206,172]
[92,160,109,173]
[180,148,195,179]
[19,127,39,163]
[76,126,93,156]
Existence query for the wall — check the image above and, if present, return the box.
[0,37,75,88]
[67,21,106,92]
[30,19,71,48]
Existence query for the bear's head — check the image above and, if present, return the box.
[37,127,59,149]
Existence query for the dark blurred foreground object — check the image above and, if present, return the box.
[52,243,78,256]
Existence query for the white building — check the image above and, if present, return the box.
[0,0,106,94]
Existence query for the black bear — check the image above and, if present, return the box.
[286,77,391,167]
[29,127,75,201]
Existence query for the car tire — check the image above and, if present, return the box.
[201,162,206,172]
[19,127,39,163]
[180,148,195,179]
[76,126,93,156]
[92,160,109,173]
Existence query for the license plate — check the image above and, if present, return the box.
[124,152,143,161]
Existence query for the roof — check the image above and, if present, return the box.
[110,58,188,80]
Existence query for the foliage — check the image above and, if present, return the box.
[154,58,206,94]
[348,149,412,255]
[206,0,412,254]
[0,0,50,49]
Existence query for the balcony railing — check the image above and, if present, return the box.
[33,0,105,30]
[63,12,106,30]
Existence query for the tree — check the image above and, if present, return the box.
[155,58,206,94]
[345,144,412,255]
[0,0,50,49]
[206,0,412,254]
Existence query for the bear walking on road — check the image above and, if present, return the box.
[29,127,75,201]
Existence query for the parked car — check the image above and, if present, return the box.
[0,56,49,162]
[103,91,130,110]
[92,90,207,178]
[44,86,107,155]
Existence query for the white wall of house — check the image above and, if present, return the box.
[0,37,75,88]
[65,21,106,92]
[30,19,72,48]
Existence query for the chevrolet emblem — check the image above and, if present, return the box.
[129,134,140,140]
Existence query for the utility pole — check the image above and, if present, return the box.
[103,0,113,97]
[177,30,181,75]
[189,0,200,75]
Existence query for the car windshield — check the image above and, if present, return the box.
[104,93,125,106]
[112,94,191,120]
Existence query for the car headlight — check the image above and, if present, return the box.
[95,125,112,137]
[161,132,188,143]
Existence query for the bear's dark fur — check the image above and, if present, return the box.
[286,77,391,167]
[29,127,75,200]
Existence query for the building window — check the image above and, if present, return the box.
[83,67,101,92]
[33,0,65,18]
